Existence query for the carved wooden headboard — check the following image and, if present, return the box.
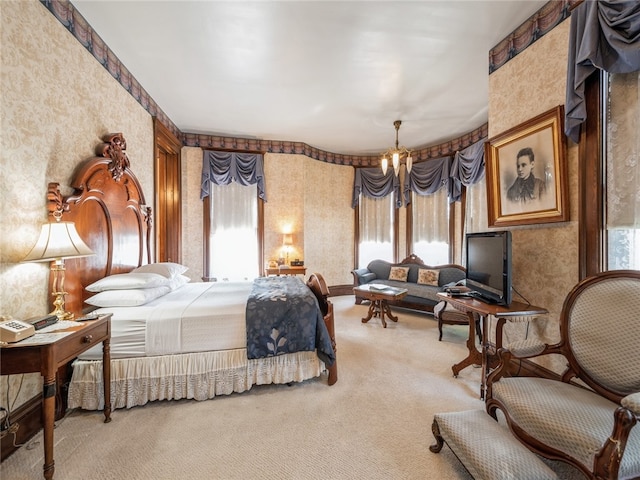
[48,133,152,314]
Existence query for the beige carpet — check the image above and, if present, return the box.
[1,296,584,480]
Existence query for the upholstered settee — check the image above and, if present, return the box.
[351,254,466,313]
[486,270,640,480]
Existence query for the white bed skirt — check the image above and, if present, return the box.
[68,349,325,410]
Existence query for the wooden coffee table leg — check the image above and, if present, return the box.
[381,300,398,323]
[361,301,376,324]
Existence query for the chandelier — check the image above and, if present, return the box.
[381,120,413,176]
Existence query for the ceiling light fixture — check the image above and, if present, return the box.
[381,120,413,176]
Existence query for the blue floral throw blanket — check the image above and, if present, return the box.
[246,276,335,366]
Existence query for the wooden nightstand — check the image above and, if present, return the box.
[0,314,111,480]
[265,266,307,276]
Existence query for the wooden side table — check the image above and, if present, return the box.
[0,314,112,480]
[436,293,547,399]
[265,266,306,276]
[354,284,408,328]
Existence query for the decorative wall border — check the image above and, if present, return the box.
[488,0,580,73]
[42,0,535,166]
[41,0,182,140]
[183,123,488,167]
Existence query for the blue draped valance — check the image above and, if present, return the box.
[201,151,266,201]
[352,168,401,208]
[565,1,640,143]
[450,138,487,202]
[403,156,452,206]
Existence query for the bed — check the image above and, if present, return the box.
[49,133,337,410]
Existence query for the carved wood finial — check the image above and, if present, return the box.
[96,133,129,181]
[47,182,67,220]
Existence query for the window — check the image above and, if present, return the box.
[358,195,395,267]
[411,188,449,264]
[207,182,259,281]
[604,71,640,270]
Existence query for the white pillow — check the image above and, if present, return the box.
[86,273,170,292]
[85,286,171,307]
[132,262,188,278]
[168,274,191,291]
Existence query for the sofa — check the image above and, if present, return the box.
[351,254,466,313]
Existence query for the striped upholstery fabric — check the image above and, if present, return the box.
[434,410,558,480]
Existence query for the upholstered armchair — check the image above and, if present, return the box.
[485,270,640,480]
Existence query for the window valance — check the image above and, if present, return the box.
[201,151,266,201]
[450,138,487,202]
[402,156,452,206]
[565,1,640,143]
[352,168,401,208]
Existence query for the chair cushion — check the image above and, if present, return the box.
[434,410,558,480]
[492,377,640,479]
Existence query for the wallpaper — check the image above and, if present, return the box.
[0,0,154,411]
[181,150,355,287]
[487,19,579,373]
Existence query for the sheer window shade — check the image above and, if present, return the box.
[606,71,640,229]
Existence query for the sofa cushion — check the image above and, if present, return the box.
[360,272,376,283]
[418,268,439,286]
[367,260,392,281]
[389,266,409,281]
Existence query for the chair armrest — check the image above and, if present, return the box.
[351,268,376,286]
[504,339,549,358]
[622,392,640,415]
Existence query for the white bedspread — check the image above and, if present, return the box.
[79,282,253,360]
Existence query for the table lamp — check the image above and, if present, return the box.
[282,234,293,266]
[23,215,95,320]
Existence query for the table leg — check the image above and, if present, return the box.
[361,301,377,324]
[451,311,482,379]
[361,299,389,327]
[102,338,112,423]
[42,374,56,480]
[381,301,398,323]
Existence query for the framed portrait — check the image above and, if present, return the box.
[485,105,568,227]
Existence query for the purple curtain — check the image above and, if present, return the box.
[352,167,401,208]
[450,138,487,202]
[403,156,452,206]
[565,1,640,143]
[201,151,266,201]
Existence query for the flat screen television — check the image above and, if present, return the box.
[465,231,512,306]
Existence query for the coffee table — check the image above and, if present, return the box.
[353,284,408,328]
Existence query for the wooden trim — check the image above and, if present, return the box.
[405,202,413,258]
[353,190,360,269]
[154,118,182,264]
[393,196,400,262]
[579,72,604,280]
[202,196,211,281]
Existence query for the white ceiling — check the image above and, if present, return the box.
[73,1,549,156]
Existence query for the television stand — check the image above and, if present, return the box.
[437,292,547,399]
[467,291,500,304]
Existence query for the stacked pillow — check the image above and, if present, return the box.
[85,262,189,307]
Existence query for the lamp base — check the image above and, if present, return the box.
[51,291,74,320]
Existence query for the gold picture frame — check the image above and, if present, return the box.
[485,105,568,227]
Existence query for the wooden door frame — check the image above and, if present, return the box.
[153,117,182,263]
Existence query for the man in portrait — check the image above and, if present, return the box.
[506,147,546,203]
